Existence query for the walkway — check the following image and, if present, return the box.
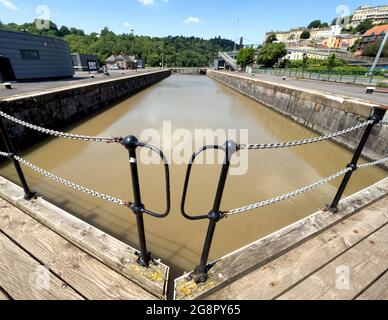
[249,72,388,106]
[0,69,158,100]
[205,195,388,300]
[0,196,156,300]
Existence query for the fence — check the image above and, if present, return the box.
[254,68,388,86]
[0,106,387,284]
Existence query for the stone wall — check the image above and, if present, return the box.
[208,70,388,168]
[0,70,171,149]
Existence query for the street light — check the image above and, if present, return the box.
[369,30,388,76]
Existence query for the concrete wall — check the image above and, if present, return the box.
[0,70,171,149]
[207,70,388,168]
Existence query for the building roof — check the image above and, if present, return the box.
[363,25,388,37]
[105,54,136,63]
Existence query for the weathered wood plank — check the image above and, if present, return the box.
[277,223,388,300]
[0,231,83,300]
[205,196,388,300]
[356,271,388,300]
[174,178,388,300]
[0,198,156,300]
[0,176,169,299]
[0,287,10,300]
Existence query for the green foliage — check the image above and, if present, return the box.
[362,40,388,58]
[327,53,336,70]
[308,20,322,29]
[355,19,374,34]
[300,30,311,39]
[266,34,277,43]
[376,82,388,88]
[256,43,287,67]
[0,21,235,67]
[236,48,256,67]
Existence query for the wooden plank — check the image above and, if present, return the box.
[174,178,388,300]
[0,231,83,300]
[205,196,388,300]
[277,223,388,300]
[0,198,156,300]
[356,271,388,300]
[0,287,10,300]
[0,176,169,299]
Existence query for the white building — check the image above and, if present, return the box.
[351,5,388,27]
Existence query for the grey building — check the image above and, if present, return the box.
[71,53,99,72]
[0,29,73,82]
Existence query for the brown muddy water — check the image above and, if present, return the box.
[1,75,386,278]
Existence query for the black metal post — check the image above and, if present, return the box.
[122,136,151,267]
[328,107,386,213]
[0,116,36,200]
[191,140,238,284]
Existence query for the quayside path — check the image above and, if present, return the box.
[248,72,388,106]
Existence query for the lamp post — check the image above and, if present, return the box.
[369,30,388,76]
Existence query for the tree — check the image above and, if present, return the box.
[266,34,277,44]
[308,20,322,29]
[362,40,388,58]
[355,19,374,34]
[256,43,287,67]
[288,34,296,41]
[58,26,70,37]
[236,48,256,67]
[320,22,329,28]
[300,30,311,39]
[327,53,336,70]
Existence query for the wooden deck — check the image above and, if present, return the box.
[175,178,388,300]
[205,196,388,300]
[0,197,158,300]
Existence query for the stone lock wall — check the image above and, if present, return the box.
[0,70,171,149]
[207,70,388,168]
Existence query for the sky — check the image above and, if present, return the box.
[0,0,387,43]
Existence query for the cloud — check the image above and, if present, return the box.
[123,22,133,28]
[138,0,154,5]
[183,17,203,24]
[0,0,19,11]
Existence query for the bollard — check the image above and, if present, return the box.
[181,141,238,283]
[0,115,36,200]
[327,107,386,213]
[122,136,171,267]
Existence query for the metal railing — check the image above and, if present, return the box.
[0,111,170,268]
[253,67,388,86]
[0,106,387,281]
[179,107,387,283]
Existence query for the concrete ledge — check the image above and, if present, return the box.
[207,70,388,169]
[0,176,169,300]
[174,177,388,300]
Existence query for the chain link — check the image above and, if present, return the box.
[0,152,131,207]
[226,155,388,216]
[240,120,374,150]
[0,111,122,143]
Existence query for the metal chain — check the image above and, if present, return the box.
[226,155,388,216]
[240,120,374,150]
[0,152,131,207]
[0,111,122,143]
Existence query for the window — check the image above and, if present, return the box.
[20,49,40,60]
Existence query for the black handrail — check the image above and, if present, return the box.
[0,112,36,200]
[180,141,239,283]
[122,136,171,267]
[327,107,386,213]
